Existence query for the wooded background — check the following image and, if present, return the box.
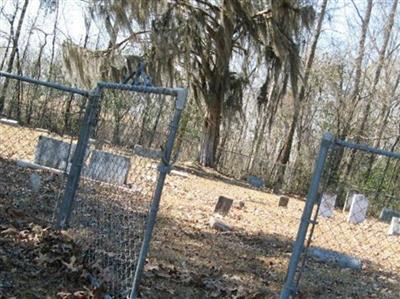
[0,0,399,205]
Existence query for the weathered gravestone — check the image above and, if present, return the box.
[278,196,289,208]
[380,208,400,223]
[247,176,265,188]
[134,144,162,159]
[348,194,368,224]
[214,196,233,216]
[318,193,336,218]
[308,247,362,270]
[388,217,400,236]
[34,136,76,170]
[84,150,130,185]
[343,189,358,212]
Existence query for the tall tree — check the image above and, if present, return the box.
[0,0,29,114]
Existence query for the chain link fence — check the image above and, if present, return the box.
[0,71,187,298]
[177,136,313,196]
[0,73,88,224]
[281,133,400,299]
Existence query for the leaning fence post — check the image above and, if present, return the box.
[55,87,101,229]
[129,88,188,299]
[280,132,334,299]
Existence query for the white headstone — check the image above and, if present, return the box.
[347,194,368,224]
[319,193,336,218]
[343,190,357,212]
[388,217,400,236]
[84,150,131,185]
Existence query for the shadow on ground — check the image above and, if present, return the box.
[1,157,400,299]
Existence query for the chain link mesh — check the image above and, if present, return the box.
[0,80,87,224]
[67,89,176,297]
[295,143,400,298]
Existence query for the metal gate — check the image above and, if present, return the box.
[281,133,400,298]
[0,71,187,298]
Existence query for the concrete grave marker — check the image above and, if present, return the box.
[0,118,18,126]
[84,150,130,185]
[380,208,400,223]
[343,190,358,212]
[348,194,368,224]
[214,196,233,216]
[308,247,362,270]
[34,136,76,171]
[388,217,400,236]
[278,196,289,208]
[318,193,336,218]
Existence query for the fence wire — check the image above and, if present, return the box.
[0,71,187,298]
[65,89,177,298]
[0,79,87,224]
[289,139,400,299]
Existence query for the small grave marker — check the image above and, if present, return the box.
[388,217,400,236]
[214,196,233,216]
[318,193,336,218]
[278,196,289,208]
[348,194,368,224]
[84,150,131,185]
[380,208,400,223]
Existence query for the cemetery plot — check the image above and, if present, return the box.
[1,121,400,298]
[1,134,400,298]
[285,139,400,299]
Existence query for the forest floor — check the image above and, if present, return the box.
[1,123,400,298]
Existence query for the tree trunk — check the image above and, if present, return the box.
[0,0,29,114]
[199,101,221,167]
[327,0,373,203]
[344,0,397,177]
[0,5,18,70]
[273,0,329,193]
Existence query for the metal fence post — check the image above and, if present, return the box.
[129,89,188,299]
[280,132,334,299]
[55,87,101,229]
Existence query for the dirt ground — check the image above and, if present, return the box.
[1,122,400,298]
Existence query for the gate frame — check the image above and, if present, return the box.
[0,71,188,298]
[280,132,400,299]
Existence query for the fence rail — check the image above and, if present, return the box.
[281,133,400,299]
[0,71,187,298]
